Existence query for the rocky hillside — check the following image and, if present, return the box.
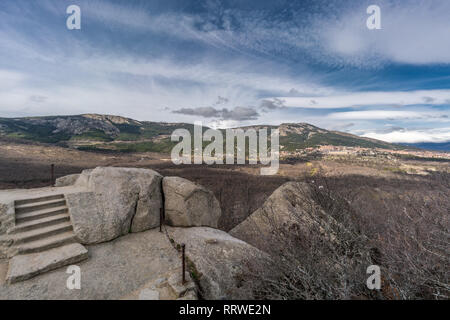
[0,114,405,153]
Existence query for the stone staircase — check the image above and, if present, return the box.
[5,194,88,284]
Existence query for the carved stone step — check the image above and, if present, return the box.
[6,243,88,284]
[15,194,65,206]
[13,221,73,244]
[13,231,77,255]
[15,199,67,215]
[15,206,68,224]
[10,213,70,234]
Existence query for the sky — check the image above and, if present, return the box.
[0,0,449,144]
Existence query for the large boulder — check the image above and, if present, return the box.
[66,167,163,244]
[166,226,268,299]
[229,181,341,251]
[163,177,221,228]
[66,192,102,244]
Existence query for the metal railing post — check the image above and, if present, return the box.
[50,164,55,186]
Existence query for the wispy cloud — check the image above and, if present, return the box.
[319,0,450,66]
[274,90,450,109]
[328,110,449,121]
[362,127,450,143]
[134,0,450,67]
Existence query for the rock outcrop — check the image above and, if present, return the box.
[166,226,268,299]
[55,174,80,187]
[60,168,223,244]
[66,167,163,244]
[163,177,221,228]
[230,181,340,250]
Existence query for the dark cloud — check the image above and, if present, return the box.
[173,106,221,118]
[214,96,229,105]
[173,106,259,121]
[220,107,259,120]
[422,96,435,103]
[259,98,286,111]
[173,94,259,121]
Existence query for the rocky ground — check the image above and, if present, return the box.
[0,228,185,299]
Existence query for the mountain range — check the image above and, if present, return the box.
[401,142,450,152]
[0,114,409,153]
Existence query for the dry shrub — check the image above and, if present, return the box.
[245,178,377,299]
[245,173,449,300]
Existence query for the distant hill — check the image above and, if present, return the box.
[0,114,407,153]
[401,142,450,152]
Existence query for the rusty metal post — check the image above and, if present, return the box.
[50,164,55,186]
[181,243,186,284]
